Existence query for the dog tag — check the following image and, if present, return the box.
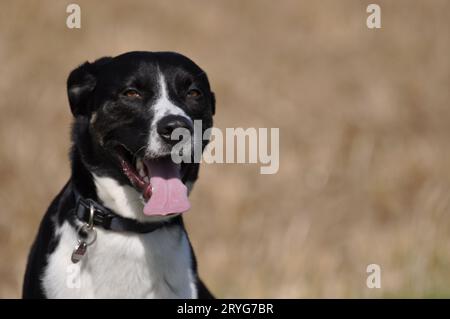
[71,241,87,263]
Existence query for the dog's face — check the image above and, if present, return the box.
[67,51,215,216]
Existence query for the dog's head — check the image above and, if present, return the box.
[67,51,215,216]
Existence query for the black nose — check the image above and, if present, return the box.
[157,115,193,145]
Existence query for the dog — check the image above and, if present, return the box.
[22,51,215,298]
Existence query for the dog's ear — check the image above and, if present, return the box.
[210,91,216,115]
[67,57,112,116]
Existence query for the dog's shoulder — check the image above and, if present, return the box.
[22,182,70,298]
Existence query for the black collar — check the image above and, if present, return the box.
[71,186,178,234]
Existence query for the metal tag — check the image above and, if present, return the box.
[71,241,87,263]
[71,203,97,264]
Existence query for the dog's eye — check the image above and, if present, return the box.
[123,89,141,98]
[186,89,202,99]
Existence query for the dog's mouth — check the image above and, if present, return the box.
[114,144,190,216]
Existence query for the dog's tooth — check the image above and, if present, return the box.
[136,158,144,172]
[136,158,147,178]
[143,176,150,183]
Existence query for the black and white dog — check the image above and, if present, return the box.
[23,51,215,298]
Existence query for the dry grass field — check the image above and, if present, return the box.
[1,0,450,298]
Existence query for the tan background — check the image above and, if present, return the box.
[1,0,450,298]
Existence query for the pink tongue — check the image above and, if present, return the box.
[143,159,190,216]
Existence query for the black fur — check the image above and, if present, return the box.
[23,51,215,298]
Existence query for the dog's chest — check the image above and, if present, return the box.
[43,222,197,298]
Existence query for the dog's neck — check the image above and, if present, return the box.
[92,173,169,223]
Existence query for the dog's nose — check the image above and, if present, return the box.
[157,115,193,145]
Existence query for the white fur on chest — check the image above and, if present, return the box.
[43,222,197,298]
[42,173,197,299]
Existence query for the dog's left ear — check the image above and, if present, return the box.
[67,57,112,117]
[210,91,216,115]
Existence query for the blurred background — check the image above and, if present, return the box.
[1,0,450,298]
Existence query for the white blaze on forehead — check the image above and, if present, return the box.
[147,72,192,156]
[152,72,191,126]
